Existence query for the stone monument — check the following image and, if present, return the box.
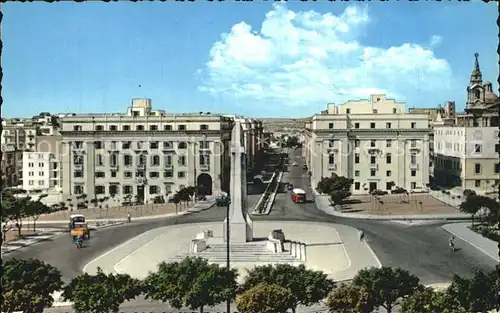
[223,120,254,243]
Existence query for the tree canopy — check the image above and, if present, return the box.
[144,257,238,313]
[459,194,499,225]
[316,174,353,205]
[4,258,64,313]
[242,263,335,313]
[447,270,497,313]
[400,287,466,313]
[237,283,294,313]
[352,266,423,313]
[62,267,142,313]
[326,283,375,313]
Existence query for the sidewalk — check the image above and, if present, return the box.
[1,228,65,256]
[315,195,470,221]
[35,200,215,224]
[442,222,499,262]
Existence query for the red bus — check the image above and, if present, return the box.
[291,188,306,203]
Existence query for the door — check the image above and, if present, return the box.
[369,182,377,192]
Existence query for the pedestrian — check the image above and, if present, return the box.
[359,228,365,241]
[127,213,131,223]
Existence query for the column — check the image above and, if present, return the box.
[61,141,72,196]
[213,140,222,194]
[421,134,430,188]
[189,140,197,187]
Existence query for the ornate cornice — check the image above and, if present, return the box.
[60,130,225,137]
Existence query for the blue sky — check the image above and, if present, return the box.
[3,1,498,118]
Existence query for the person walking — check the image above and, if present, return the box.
[359,228,365,241]
[127,213,131,223]
[449,236,456,251]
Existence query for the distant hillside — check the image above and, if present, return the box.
[258,118,309,134]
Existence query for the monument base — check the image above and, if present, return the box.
[223,218,253,243]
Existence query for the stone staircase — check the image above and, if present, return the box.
[170,241,304,263]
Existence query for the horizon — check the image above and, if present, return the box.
[3,1,498,119]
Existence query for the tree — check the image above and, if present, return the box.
[459,195,482,226]
[400,287,466,313]
[7,195,31,236]
[316,174,354,205]
[352,266,423,313]
[237,283,294,313]
[25,195,51,232]
[242,263,335,313]
[460,195,499,225]
[4,258,64,313]
[326,283,375,313]
[447,270,497,313]
[463,189,477,198]
[62,267,142,313]
[144,257,238,313]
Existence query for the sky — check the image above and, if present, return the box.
[2,1,499,118]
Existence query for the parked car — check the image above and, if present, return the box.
[371,189,388,196]
[216,196,231,207]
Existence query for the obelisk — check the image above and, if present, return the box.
[223,120,253,243]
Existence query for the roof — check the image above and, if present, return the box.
[292,188,306,194]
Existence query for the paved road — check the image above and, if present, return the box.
[256,148,496,285]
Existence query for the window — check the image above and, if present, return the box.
[370,140,376,147]
[199,141,209,149]
[411,122,416,129]
[411,154,417,164]
[373,109,378,114]
[411,182,417,189]
[354,153,360,164]
[178,156,186,166]
[151,155,160,166]
[124,171,133,178]
[178,171,186,178]
[29,180,34,186]
[355,170,360,176]
[96,125,104,131]
[474,144,482,153]
[495,163,500,173]
[164,170,174,178]
[355,140,360,148]
[164,155,172,165]
[149,185,159,194]
[328,154,335,164]
[74,171,84,178]
[111,171,117,178]
[149,172,160,178]
[354,182,360,190]
[38,171,44,176]
[475,180,481,188]
[123,125,131,131]
[386,154,392,164]
[74,185,84,195]
[393,108,397,114]
[370,170,376,176]
[370,122,375,129]
[370,156,376,164]
[410,140,416,148]
[328,123,334,129]
[96,154,104,166]
[110,125,117,131]
[39,162,44,167]
[109,185,118,195]
[354,123,360,129]
[150,141,159,149]
[95,185,105,195]
[96,172,105,178]
[411,170,416,177]
[346,109,351,114]
[123,185,133,194]
[133,111,140,116]
[386,170,391,177]
[386,140,392,148]
[178,125,186,131]
[110,141,117,150]
[164,125,172,130]
[73,125,82,131]
[178,142,187,149]
[386,182,392,190]
[29,171,34,176]
[475,163,481,174]
[122,141,131,149]
[124,155,133,166]
[163,141,173,150]
[136,125,144,131]
[94,141,103,149]
[200,124,209,130]
[137,141,143,150]
[29,162,34,167]
[386,122,391,129]
[150,125,158,131]
[110,153,118,167]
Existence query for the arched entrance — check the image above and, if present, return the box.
[197,173,213,196]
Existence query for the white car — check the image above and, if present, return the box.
[292,161,298,166]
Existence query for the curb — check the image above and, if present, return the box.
[251,172,277,214]
[1,229,65,255]
[442,223,499,262]
[261,171,284,215]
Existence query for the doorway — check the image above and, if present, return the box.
[369,182,378,192]
[197,173,213,196]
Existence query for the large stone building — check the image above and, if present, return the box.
[304,94,430,194]
[432,53,500,196]
[59,98,263,203]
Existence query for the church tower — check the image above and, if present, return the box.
[466,53,485,109]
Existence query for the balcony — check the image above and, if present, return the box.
[74,164,83,171]
[136,177,146,185]
[137,164,146,170]
[164,164,173,170]
[162,146,175,152]
[369,163,378,170]
[73,145,85,151]
[327,146,338,152]
[328,163,337,170]
[200,164,210,171]
[410,163,419,170]
[110,163,119,169]
[367,147,380,154]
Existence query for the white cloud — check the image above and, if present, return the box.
[197,4,452,109]
[429,35,442,48]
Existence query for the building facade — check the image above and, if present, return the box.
[304,94,430,194]
[59,98,263,203]
[22,151,60,191]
